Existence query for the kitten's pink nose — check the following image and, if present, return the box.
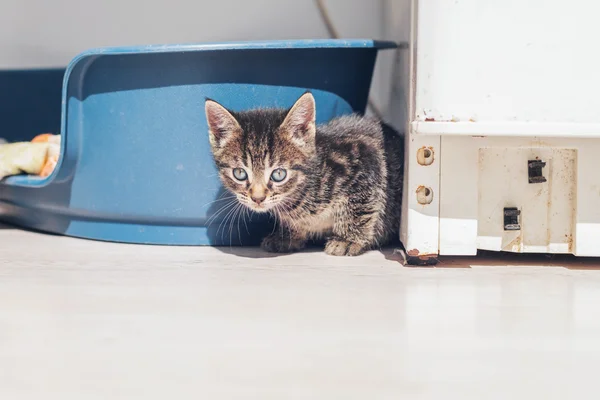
[251,194,266,205]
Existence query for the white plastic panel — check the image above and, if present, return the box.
[477,147,576,254]
[438,138,479,256]
[408,1,600,257]
[415,0,600,124]
[439,137,600,256]
[400,135,441,257]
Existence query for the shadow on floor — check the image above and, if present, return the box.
[437,250,600,270]
[0,221,65,236]
[214,242,326,259]
[215,242,406,262]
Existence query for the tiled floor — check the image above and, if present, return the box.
[1,223,600,399]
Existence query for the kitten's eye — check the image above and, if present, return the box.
[232,168,248,181]
[270,168,287,183]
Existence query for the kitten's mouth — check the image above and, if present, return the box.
[238,196,278,212]
[246,203,273,212]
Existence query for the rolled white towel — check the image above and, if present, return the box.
[0,142,53,180]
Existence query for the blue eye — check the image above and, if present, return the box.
[270,168,287,183]
[233,168,248,181]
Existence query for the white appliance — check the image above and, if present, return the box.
[401,0,600,264]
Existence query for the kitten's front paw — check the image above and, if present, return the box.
[261,234,305,254]
[325,239,368,256]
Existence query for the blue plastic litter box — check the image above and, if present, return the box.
[0,39,397,245]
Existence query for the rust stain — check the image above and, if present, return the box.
[565,233,573,253]
[423,116,459,122]
[406,249,439,266]
[503,233,523,253]
[420,111,464,123]
[407,249,420,256]
[416,185,431,195]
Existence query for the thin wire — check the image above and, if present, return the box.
[314,0,384,120]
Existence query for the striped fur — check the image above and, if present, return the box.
[205,92,404,256]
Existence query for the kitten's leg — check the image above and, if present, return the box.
[261,223,307,253]
[326,201,383,257]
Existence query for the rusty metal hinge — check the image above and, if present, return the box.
[504,207,521,231]
[528,160,547,184]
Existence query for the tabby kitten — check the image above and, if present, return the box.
[204,92,403,256]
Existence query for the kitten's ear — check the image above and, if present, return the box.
[281,92,316,144]
[205,99,241,148]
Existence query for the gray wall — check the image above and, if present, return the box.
[0,0,410,126]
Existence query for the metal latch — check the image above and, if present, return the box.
[504,207,521,231]
[528,159,547,184]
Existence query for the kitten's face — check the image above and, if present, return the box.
[205,93,316,213]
